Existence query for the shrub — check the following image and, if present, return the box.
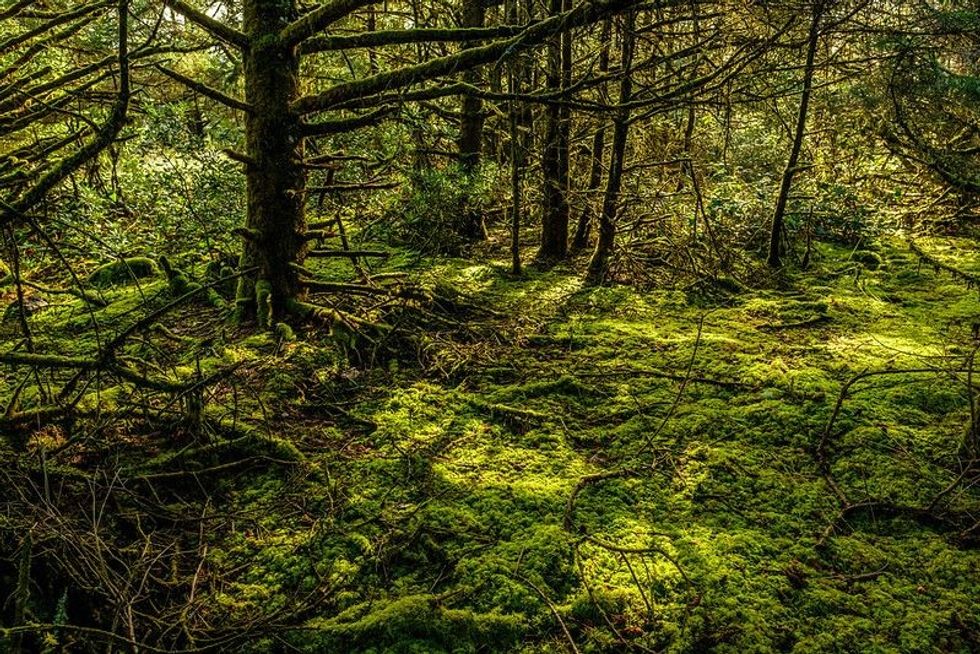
[383,164,500,255]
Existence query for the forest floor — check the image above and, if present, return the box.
[3,236,980,652]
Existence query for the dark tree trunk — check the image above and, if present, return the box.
[572,126,606,251]
[571,20,611,252]
[559,0,572,190]
[457,0,488,239]
[366,5,378,74]
[767,1,822,268]
[537,0,571,261]
[507,0,524,275]
[236,0,307,325]
[457,0,485,171]
[586,11,634,285]
[510,84,523,276]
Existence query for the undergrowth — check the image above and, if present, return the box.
[1,237,979,653]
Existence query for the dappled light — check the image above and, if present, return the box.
[1,1,979,652]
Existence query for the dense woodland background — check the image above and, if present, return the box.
[0,0,979,651]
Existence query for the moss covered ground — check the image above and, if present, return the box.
[2,237,979,652]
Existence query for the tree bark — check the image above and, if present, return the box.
[236,0,307,325]
[457,0,485,171]
[767,0,823,268]
[507,0,524,275]
[457,0,488,239]
[537,0,572,261]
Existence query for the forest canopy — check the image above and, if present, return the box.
[0,0,978,652]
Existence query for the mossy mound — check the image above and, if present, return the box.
[852,249,883,269]
[87,256,159,287]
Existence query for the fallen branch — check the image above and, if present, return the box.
[307,249,389,259]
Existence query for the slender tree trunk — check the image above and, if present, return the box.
[488,63,504,160]
[680,103,698,239]
[767,0,823,268]
[236,0,307,325]
[586,11,634,285]
[517,0,536,157]
[537,0,571,261]
[572,19,611,251]
[457,0,488,239]
[366,6,378,74]
[559,0,572,199]
[677,103,695,190]
[571,126,606,250]
[510,90,523,276]
[508,0,523,275]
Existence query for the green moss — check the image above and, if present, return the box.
[275,321,296,341]
[295,595,526,653]
[852,249,883,270]
[87,257,158,287]
[9,239,980,653]
[255,279,273,328]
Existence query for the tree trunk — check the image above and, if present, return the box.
[507,0,524,275]
[571,20,611,252]
[572,127,606,251]
[767,1,822,268]
[236,0,307,325]
[586,11,634,285]
[457,0,488,239]
[537,0,571,261]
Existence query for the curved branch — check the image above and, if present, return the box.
[281,0,379,47]
[163,0,248,48]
